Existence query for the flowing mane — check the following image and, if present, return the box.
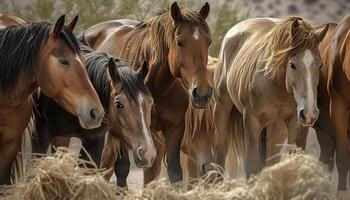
[260,17,319,77]
[229,17,320,94]
[0,22,80,90]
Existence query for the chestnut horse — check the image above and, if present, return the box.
[80,2,212,183]
[0,14,104,184]
[32,42,156,173]
[313,15,350,191]
[213,17,328,177]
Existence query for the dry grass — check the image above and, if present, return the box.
[0,147,344,200]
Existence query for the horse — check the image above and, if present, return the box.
[181,56,217,178]
[32,41,156,180]
[100,56,218,187]
[312,15,350,191]
[0,14,104,184]
[79,2,212,183]
[213,17,329,177]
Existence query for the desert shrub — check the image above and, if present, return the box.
[1,0,247,55]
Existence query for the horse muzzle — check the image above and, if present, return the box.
[298,108,319,127]
[77,104,104,129]
[190,86,213,108]
[133,145,156,168]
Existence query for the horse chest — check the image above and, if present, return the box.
[246,79,296,123]
[151,85,188,130]
[332,66,350,104]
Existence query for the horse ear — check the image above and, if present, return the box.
[170,2,182,24]
[291,18,299,37]
[315,24,329,42]
[199,2,210,20]
[52,15,65,38]
[66,15,79,32]
[108,58,120,83]
[137,61,149,80]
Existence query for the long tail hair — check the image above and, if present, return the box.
[225,108,246,178]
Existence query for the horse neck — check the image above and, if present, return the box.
[137,29,177,98]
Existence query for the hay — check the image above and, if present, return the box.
[0,147,343,200]
[0,148,118,200]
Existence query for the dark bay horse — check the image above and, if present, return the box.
[80,2,212,183]
[32,42,156,175]
[0,14,104,184]
[313,15,350,191]
[213,17,328,177]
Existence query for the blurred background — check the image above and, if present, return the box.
[0,0,348,56]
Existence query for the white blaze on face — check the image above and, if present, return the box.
[138,94,155,161]
[303,49,315,114]
[193,27,200,40]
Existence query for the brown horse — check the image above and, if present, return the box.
[0,14,104,184]
[313,15,350,191]
[80,2,212,183]
[213,17,328,177]
[181,56,217,178]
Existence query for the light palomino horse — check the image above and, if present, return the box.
[80,2,212,183]
[0,14,104,184]
[312,15,350,191]
[213,17,328,177]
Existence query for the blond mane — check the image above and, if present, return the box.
[260,17,319,77]
[227,17,320,95]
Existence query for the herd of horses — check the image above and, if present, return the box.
[0,1,349,192]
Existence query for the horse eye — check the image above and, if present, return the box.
[177,41,184,48]
[58,57,69,66]
[290,63,296,70]
[116,101,124,110]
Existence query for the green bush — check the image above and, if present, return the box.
[2,0,247,56]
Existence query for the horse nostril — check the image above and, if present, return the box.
[89,108,98,120]
[192,87,199,98]
[137,146,144,160]
[299,109,306,122]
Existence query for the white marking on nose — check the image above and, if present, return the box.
[138,94,155,161]
[193,27,200,40]
[303,49,315,122]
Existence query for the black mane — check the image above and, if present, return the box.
[84,50,149,110]
[0,22,80,90]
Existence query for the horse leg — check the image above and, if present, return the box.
[265,120,288,166]
[315,130,335,172]
[114,147,130,188]
[82,136,104,167]
[0,102,32,184]
[243,109,262,177]
[213,92,233,170]
[163,121,184,183]
[329,98,349,191]
[143,133,165,185]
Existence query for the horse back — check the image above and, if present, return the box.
[82,19,139,50]
[0,14,25,28]
[214,18,277,96]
